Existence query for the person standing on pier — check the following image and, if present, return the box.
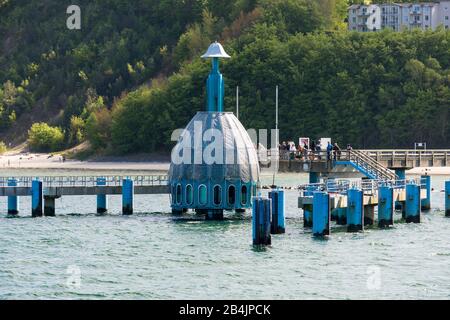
[346,144,353,160]
[327,142,333,161]
[333,143,341,161]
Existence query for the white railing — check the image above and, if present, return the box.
[0,175,169,188]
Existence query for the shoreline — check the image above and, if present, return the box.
[1,152,450,175]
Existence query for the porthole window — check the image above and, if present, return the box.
[199,185,207,205]
[213,185,222,205]
[176,184,182,205]
[241,185,248,205]
[228,185,236,205]
[186,184,193,205]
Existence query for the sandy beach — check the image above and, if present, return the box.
[0,151,170,172]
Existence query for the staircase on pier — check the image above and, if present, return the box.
[336,150,398,181]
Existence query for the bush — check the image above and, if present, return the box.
[0,141,7,154]
[27,122,65,152]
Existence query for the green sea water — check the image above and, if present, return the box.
[0,170,449,299]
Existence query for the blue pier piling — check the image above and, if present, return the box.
[421,175,431,211]
[378,186,394,228]
[446,181,450,217]
[269,189,285,234]
[7,179,18,215]
[252,197,271,246]
[331,208,338,222]
[336,207,347,225]
[31,180,43,217]
[303,190,313,228]
[395,169,406,211]
[312,192,330,238]
[405,183,421,223]
[347,189,364,232]
[96,177,108,214]
[122,178,134,215]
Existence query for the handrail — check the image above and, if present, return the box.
[0,175,169,188]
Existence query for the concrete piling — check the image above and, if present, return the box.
[7,179,19,215]
[43,196,56,217]
[336,206,347,225]
[405,183,420,223]
[303,190,313,228]
[347,189,364,232]
[364,205,375,226]
[395,169,406,211]
[312,192,330,237]
[331,208,338,222]
[96,177,108,214]
[31,180,43,217]
[309,172,319,184]
[206,209,224,220]
[269,189,285,234]
[122,178,134,215]
[421,175,431,211]
[446,181,450,217]
[378,186,394,228]
[252,197,271,245]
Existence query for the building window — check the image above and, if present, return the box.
[425,15,429,21]
[186,184,193,205]
[227,185,236,206]
[213,185,222,206]
[176,184,182,205]
[446,16,449,20]
[241,185,248,205]
[199,185,207,205]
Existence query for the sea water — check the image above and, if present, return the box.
[0,170,449,299]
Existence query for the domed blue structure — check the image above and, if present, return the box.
[169,42,260,219]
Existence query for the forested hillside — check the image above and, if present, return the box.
[0,0,449,154]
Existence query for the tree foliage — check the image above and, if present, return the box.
[27,122,65,152]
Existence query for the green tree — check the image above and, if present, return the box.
[27,123,65,152]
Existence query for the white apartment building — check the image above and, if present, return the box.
[348,1,450,32]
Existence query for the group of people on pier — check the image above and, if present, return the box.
[278,140,353,161]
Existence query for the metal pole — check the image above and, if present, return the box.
[272,86,279,187]
[236,86,239,119]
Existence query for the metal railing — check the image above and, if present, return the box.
[299,177,426,196]
[0,175,169,188]
[361,149,450,162]
[264,149,397,180]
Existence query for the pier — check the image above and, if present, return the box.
[0,176,169,216]
[297,177,429,235]
[265,149,450,182]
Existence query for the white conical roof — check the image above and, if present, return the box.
[201,41,231,59]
